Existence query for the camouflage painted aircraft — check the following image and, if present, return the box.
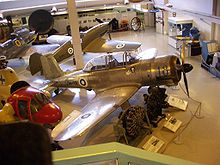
[36,48,193,141]
[29,10,141,75]
[0,26,36,60]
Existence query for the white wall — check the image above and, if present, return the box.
[169,0,213,14]
[154,0,166,5]
[155,0,214,40]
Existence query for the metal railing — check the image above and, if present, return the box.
[53,142,200,165]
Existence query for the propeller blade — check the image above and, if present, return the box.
[181,41,186,64]
[183,71,189,97]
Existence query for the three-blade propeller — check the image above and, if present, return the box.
[176,41,193,97]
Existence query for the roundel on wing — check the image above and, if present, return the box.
[68,47,74,55]
[81,113,91,119]
[79,78,88,87]
[116,43,125,49]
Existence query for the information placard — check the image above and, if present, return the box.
[167,95,188,111]
[164,116,182,132]
[142,136,165,153]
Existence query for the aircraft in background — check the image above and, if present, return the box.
[46,20,142,53]
[0,56,62,126]
[28,10,141,75]
[36,48,193,141]
[0,9,54,61]
[0,26,37,60]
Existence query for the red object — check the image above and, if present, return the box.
[7,86,62,125]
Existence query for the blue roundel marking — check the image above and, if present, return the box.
[81,113,91,119]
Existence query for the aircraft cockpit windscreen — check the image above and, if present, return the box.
[83,55,107,71]
[83,52,138,72]
[30,93,51,114]
[34,93,51,105]
[136,48,157,60]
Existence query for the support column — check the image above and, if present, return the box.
[213,0,220,43]
[163,0,169,35]
[67,0,84,69]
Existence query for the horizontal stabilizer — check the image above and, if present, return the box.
[29,52,43,75]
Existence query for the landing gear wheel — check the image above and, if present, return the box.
[130,17,141,31]
[121,106,145,138]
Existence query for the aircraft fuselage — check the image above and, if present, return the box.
[52,55,181,92]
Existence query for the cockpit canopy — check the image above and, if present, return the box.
[83,52,138,72]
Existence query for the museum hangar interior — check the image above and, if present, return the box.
[0,0,220,165]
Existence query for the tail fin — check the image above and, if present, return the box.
[41,54,64,79]
[82,22,109,50]
[29,40,73,78]
[29,52,43,75]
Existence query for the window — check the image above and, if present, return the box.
[18,100,28,119]
[34,93,51,106]
[30,99,41,114]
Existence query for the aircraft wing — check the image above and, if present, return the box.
[82,37,141,53]
[47,35,72,45]
[51,86,139,141]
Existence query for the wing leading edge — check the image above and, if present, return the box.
[83,38,141,53]
[51,86,139,141]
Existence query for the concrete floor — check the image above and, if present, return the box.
[9,27,220,165]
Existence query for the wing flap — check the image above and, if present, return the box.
[52,86,139,141]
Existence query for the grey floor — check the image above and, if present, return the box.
[10,27,220,165]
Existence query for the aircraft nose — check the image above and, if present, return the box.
[34,103,62,125]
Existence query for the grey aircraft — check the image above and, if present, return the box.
[38,48,193,141]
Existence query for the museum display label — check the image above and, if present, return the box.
[163,116,182,132]
[167,95,188,111]
[142,136,165,153]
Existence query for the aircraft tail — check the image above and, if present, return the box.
[40,53,64,79]
[28,52,43,75]
[28,52,64,79]
[29,40,73,78]
[82,22,109,50]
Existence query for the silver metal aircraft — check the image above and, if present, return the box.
[39,48,193,141]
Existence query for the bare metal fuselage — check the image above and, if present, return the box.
[52,55,181,91]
